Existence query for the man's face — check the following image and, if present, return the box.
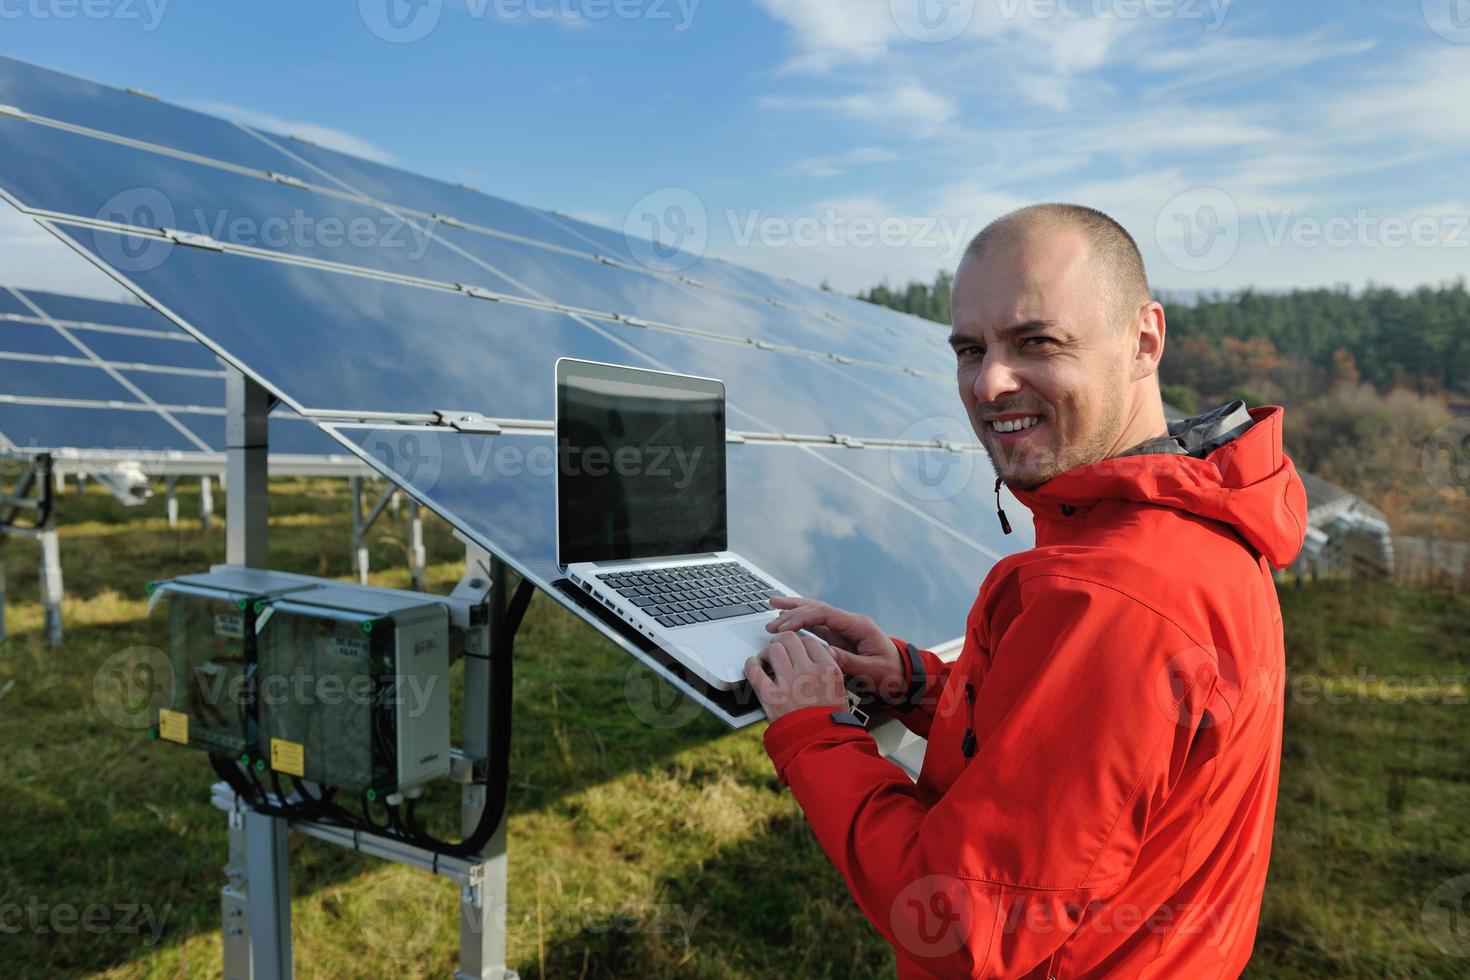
[949,228,1135,491]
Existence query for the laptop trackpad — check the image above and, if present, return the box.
[667,614,820,690]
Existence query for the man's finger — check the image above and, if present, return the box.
[802,634,836,666]
[744,656,777,699]
[760,639,794,678]
[773,630,810,666]
[768,595,817,611]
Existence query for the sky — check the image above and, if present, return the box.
[0,0,1467,301]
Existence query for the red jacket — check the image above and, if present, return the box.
[764,405,1308,978]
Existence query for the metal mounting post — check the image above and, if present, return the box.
[409,499,426,591]
[165,475,179,529]
[222,368,292,980]
[38,526,62,648]
[201,476,215,532]
[349,477,398,586]
[454,541,517,980]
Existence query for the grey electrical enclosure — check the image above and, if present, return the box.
[148,569,452,795]
[255,584,451,794]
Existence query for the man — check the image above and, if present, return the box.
[745,204,1307,978]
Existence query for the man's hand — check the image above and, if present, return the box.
[766,597,906,704]
[744,631,847,724]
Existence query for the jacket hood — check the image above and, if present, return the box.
[1008,403,1309,568]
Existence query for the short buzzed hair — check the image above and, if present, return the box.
[963,203,1151,322]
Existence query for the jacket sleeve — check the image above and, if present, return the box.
[878,636,952,740]
[763,574,1218,977]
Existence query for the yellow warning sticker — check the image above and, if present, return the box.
[271,738,305,777]
[158,709,189,745]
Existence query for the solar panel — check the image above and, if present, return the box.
[0,57,311,179]
[246,131,610,256]
[0,289,33,317]
[0,286,345,460]
[46,225,973,442]
[18,289,185,333]
[0,56,1035,715]
[0,116,536,293]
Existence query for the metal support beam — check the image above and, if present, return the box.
[350,476,367,585]
[225,370,269,568]
[38,527,62,648]
[349,478,397,586]
[222,368,291,979]
[165,475,179,529]
[408,499,426,592]
[201,476,214,531]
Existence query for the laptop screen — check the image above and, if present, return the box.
[556,359,727,566]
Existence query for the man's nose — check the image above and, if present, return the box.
[971,354,1022,405]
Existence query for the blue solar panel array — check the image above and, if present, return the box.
[0,55,1031,654]
[0,285,342,457]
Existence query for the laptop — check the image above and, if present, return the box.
[555,358,801,691]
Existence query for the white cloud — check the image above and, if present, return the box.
[182,100,397,164]
[762,84,956,136]
[784,146,899,178]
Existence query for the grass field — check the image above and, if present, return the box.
[0,477,1466,978]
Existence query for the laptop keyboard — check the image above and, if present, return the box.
[596,561,782,629]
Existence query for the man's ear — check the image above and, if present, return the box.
[1132,301,1166,381]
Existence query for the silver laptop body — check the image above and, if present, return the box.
[555,358,799,691]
